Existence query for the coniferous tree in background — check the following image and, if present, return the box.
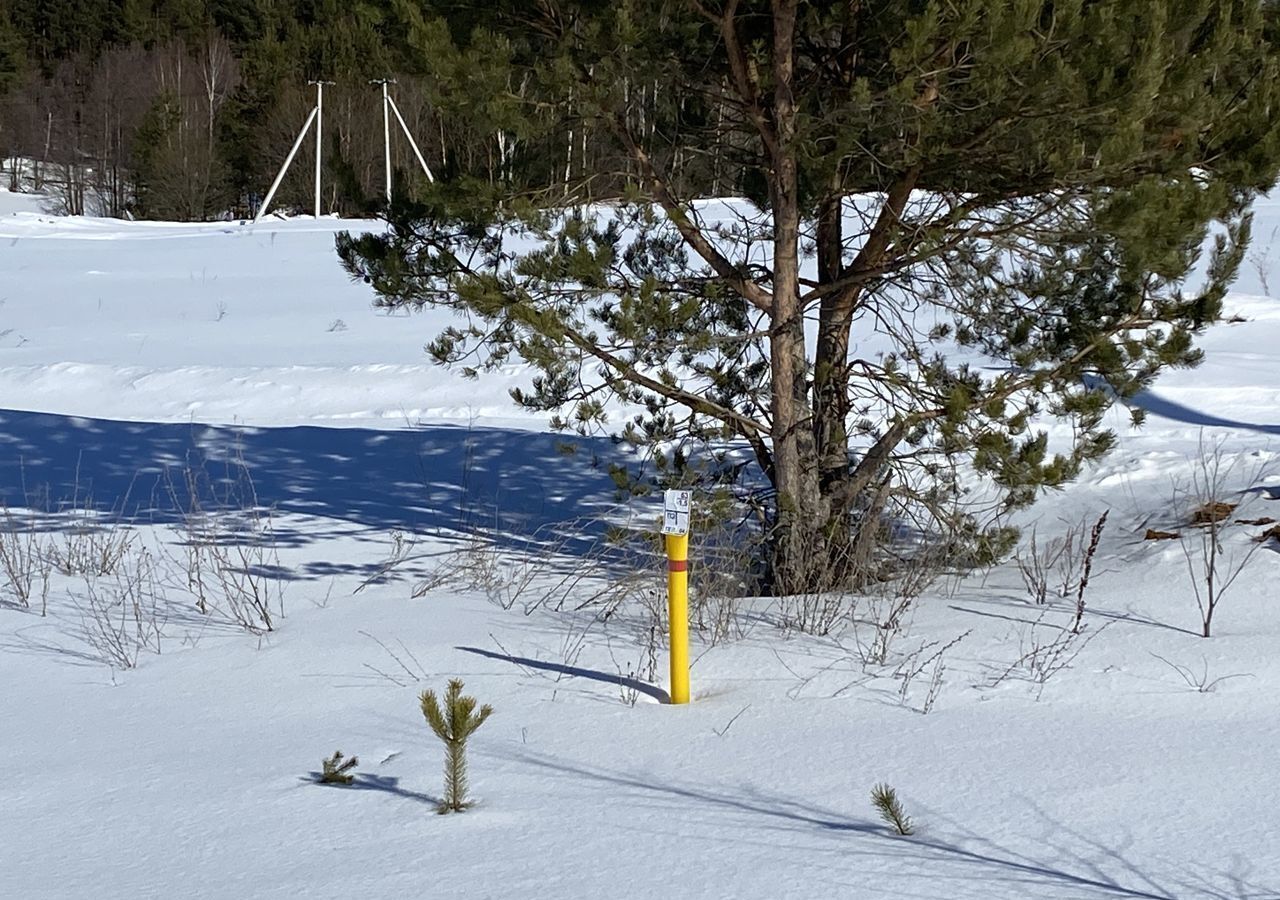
[420,678,493,814]
[0,0,449,217]
[4,1,1280,599]
[0,9,25,95]
[339,0,1280,595]
[0,8,28,187]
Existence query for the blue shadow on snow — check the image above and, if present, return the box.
[0,408,632,553]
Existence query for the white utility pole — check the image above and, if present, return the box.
[253,106,318,225]
[254,79,436,223]
[311,80,333,218]
[372,79,394,204]
[252,80,333,225]
[371,79,436,207]
[386,94,435,185]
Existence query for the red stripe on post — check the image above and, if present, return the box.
[668,559,688,573]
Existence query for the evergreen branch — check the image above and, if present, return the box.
[871,783,915,836]
[319,750,358,785]
[801,190,1072,309]
[611,118,773,314]
[692,0,781,163]
[556,318,775,477]
[825,420,908,514]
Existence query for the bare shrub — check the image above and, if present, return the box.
[606,612,662,707]
[181,508,282,633]
[893,630,970,714]
[166,455,285,634]
[779,586,849,637]
[354,529,418,594]
[412,520,661,626]
[685,522,761,644]
[988,610,1110,695]
[1247,225,1277,297]
[1017,529,1062,605]
[601,507,759,647]
[773,537,945,646]
[358,630,429,687]
[46,515,136,577]
[1150,653,1253,693]
[410,527,548,610]
[0,507,52,613]
[458,536,538,610]
[1016,511,1108,608]
[76,545,166,669]
[848,550,947,667]
[1175,437,1271,638]
[864,585,916,665]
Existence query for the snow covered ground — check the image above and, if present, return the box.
[2,187,1280,899]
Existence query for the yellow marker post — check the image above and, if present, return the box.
[661,487,692,704]
[665,531,690,704]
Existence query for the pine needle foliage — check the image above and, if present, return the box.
[320,750,358,785]
[340,0,1280,597]
[871,783,914,836]
[420,678,494,814]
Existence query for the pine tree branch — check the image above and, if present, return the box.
[825,420,908,513]
[690,0,781,163]
[844,166,923,282]
[812,165,923,382]
[800,190,1078,308]
[611,117,773,314]
[557,319,775,479]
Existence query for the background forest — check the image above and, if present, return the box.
[0,0,697,218]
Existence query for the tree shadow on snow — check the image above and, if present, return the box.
[947,600,1203,638]
[303,772,439,806]
[1079,373,1280,436]
[0,408,635,558]
[1128,389,1280,436]
[457,644,670,704]
[499,750,1279,900]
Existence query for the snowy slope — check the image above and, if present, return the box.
[2,188,1279,900]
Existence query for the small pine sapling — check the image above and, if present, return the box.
[871,783,914,836]
[420,678,494,814]
[320,750,359,785]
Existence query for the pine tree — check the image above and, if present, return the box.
[871,783,914,836]
[320,749,359,785]
[420,678,493,814]
[0,8,26,95]
[339,1,1280,595]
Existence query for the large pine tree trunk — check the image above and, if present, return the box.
[767,0,833,595]
[803,166,921,592]
[814,192,851,490]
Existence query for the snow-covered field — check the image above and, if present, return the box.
[3,187,1280,899]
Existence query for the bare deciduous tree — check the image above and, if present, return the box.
[1176,437,1271,638]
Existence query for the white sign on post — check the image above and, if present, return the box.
[661,489,691,536]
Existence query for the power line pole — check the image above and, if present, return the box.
[253,80,333,225]
[385,90,435,186]
[371,79,395,205]
[253,79,434,223]
[310,80,334,218]
[253,106,318,225]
